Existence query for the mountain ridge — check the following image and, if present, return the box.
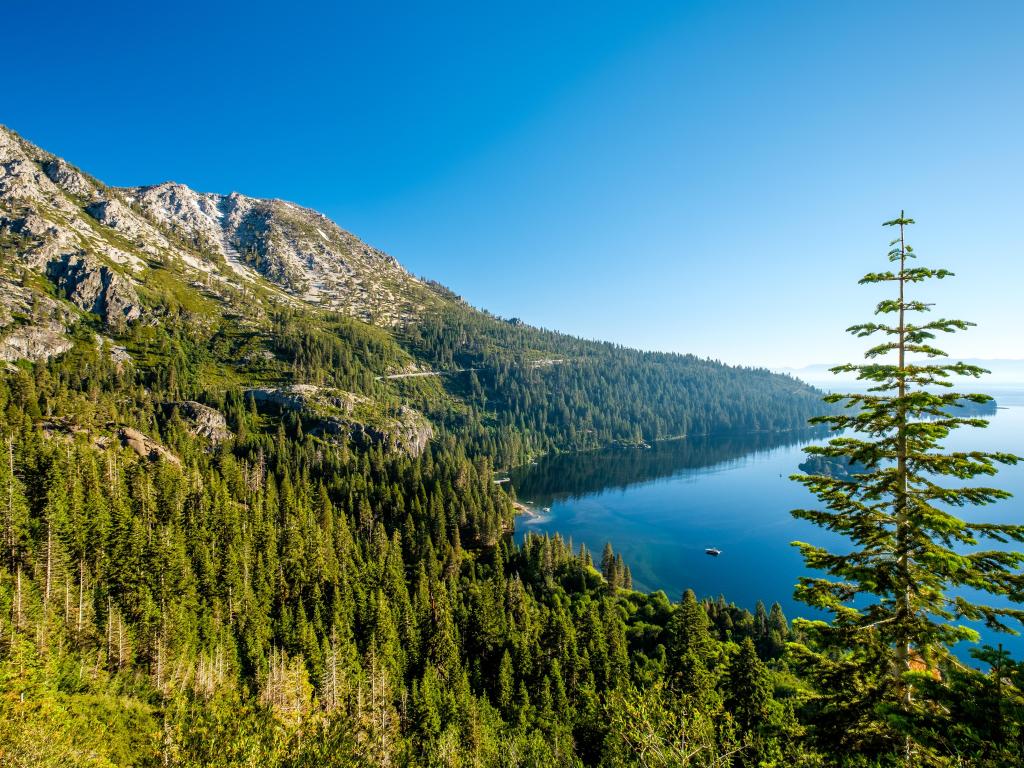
[0,124,444,333]
[1,124,826,465]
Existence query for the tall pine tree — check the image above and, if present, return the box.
[790,212,1024,758]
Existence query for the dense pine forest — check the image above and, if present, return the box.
[402,306,823,458]
[0,326,811,767]
[3,295,1023,767]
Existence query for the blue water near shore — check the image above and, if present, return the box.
[511,387,1024,658]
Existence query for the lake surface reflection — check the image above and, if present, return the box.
[511,388,1024,657]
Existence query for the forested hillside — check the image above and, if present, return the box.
[0,123,823,474]
[3,335,1021,767]
[0,330,811,766]
[404,308,822,463]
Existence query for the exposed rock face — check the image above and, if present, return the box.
[95,335,132,366]
[43,158,96,199]
[47,252,141,325]
[0,131,53,204]
[0,123,458,382]
[2,125,447,343]
[1,130,107,219]
[354,405,433,457]
[123,182,434,324]
[173,401,233,442]
[247,384,365,415]
[85,198,149,241]
[11,222,83,272]
[0,251,76,362]
[0,126,152,359]
[6,212,56,238]
[0,321,74,362]
[246,385,433,456]
[117,427,181,465]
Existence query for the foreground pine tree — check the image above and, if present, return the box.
[790,212,1023,761]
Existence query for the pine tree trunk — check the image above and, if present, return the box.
[6,438,14,571]
[895,214,913,702]
[14,563,22,637]
[893,214,916,768]
[107,597,113,665]
[45,520,52,606]
[78,558,85,633]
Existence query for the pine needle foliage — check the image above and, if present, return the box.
[789,213,1024,733]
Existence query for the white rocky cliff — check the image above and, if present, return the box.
[0,125,444,362]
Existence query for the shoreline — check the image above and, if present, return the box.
[512,500,540,518]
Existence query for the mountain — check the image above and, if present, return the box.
[120,181,437,323]
[0,124,825,465]
[0,126,440,336]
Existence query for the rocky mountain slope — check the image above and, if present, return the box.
[0,124,440,364]
[0,125,449,453]
[121,181,430,321]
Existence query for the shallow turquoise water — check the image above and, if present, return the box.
[511,388,1024,657]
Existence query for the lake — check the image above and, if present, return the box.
[510,386,1024,657]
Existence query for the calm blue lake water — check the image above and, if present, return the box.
[511,387,1024,657]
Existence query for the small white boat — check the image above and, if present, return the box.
[705,547,722,557]
[543,507,551,513]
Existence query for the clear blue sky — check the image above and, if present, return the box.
[5,1,1022,367]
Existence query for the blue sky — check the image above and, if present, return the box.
[4,1,1022,367]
